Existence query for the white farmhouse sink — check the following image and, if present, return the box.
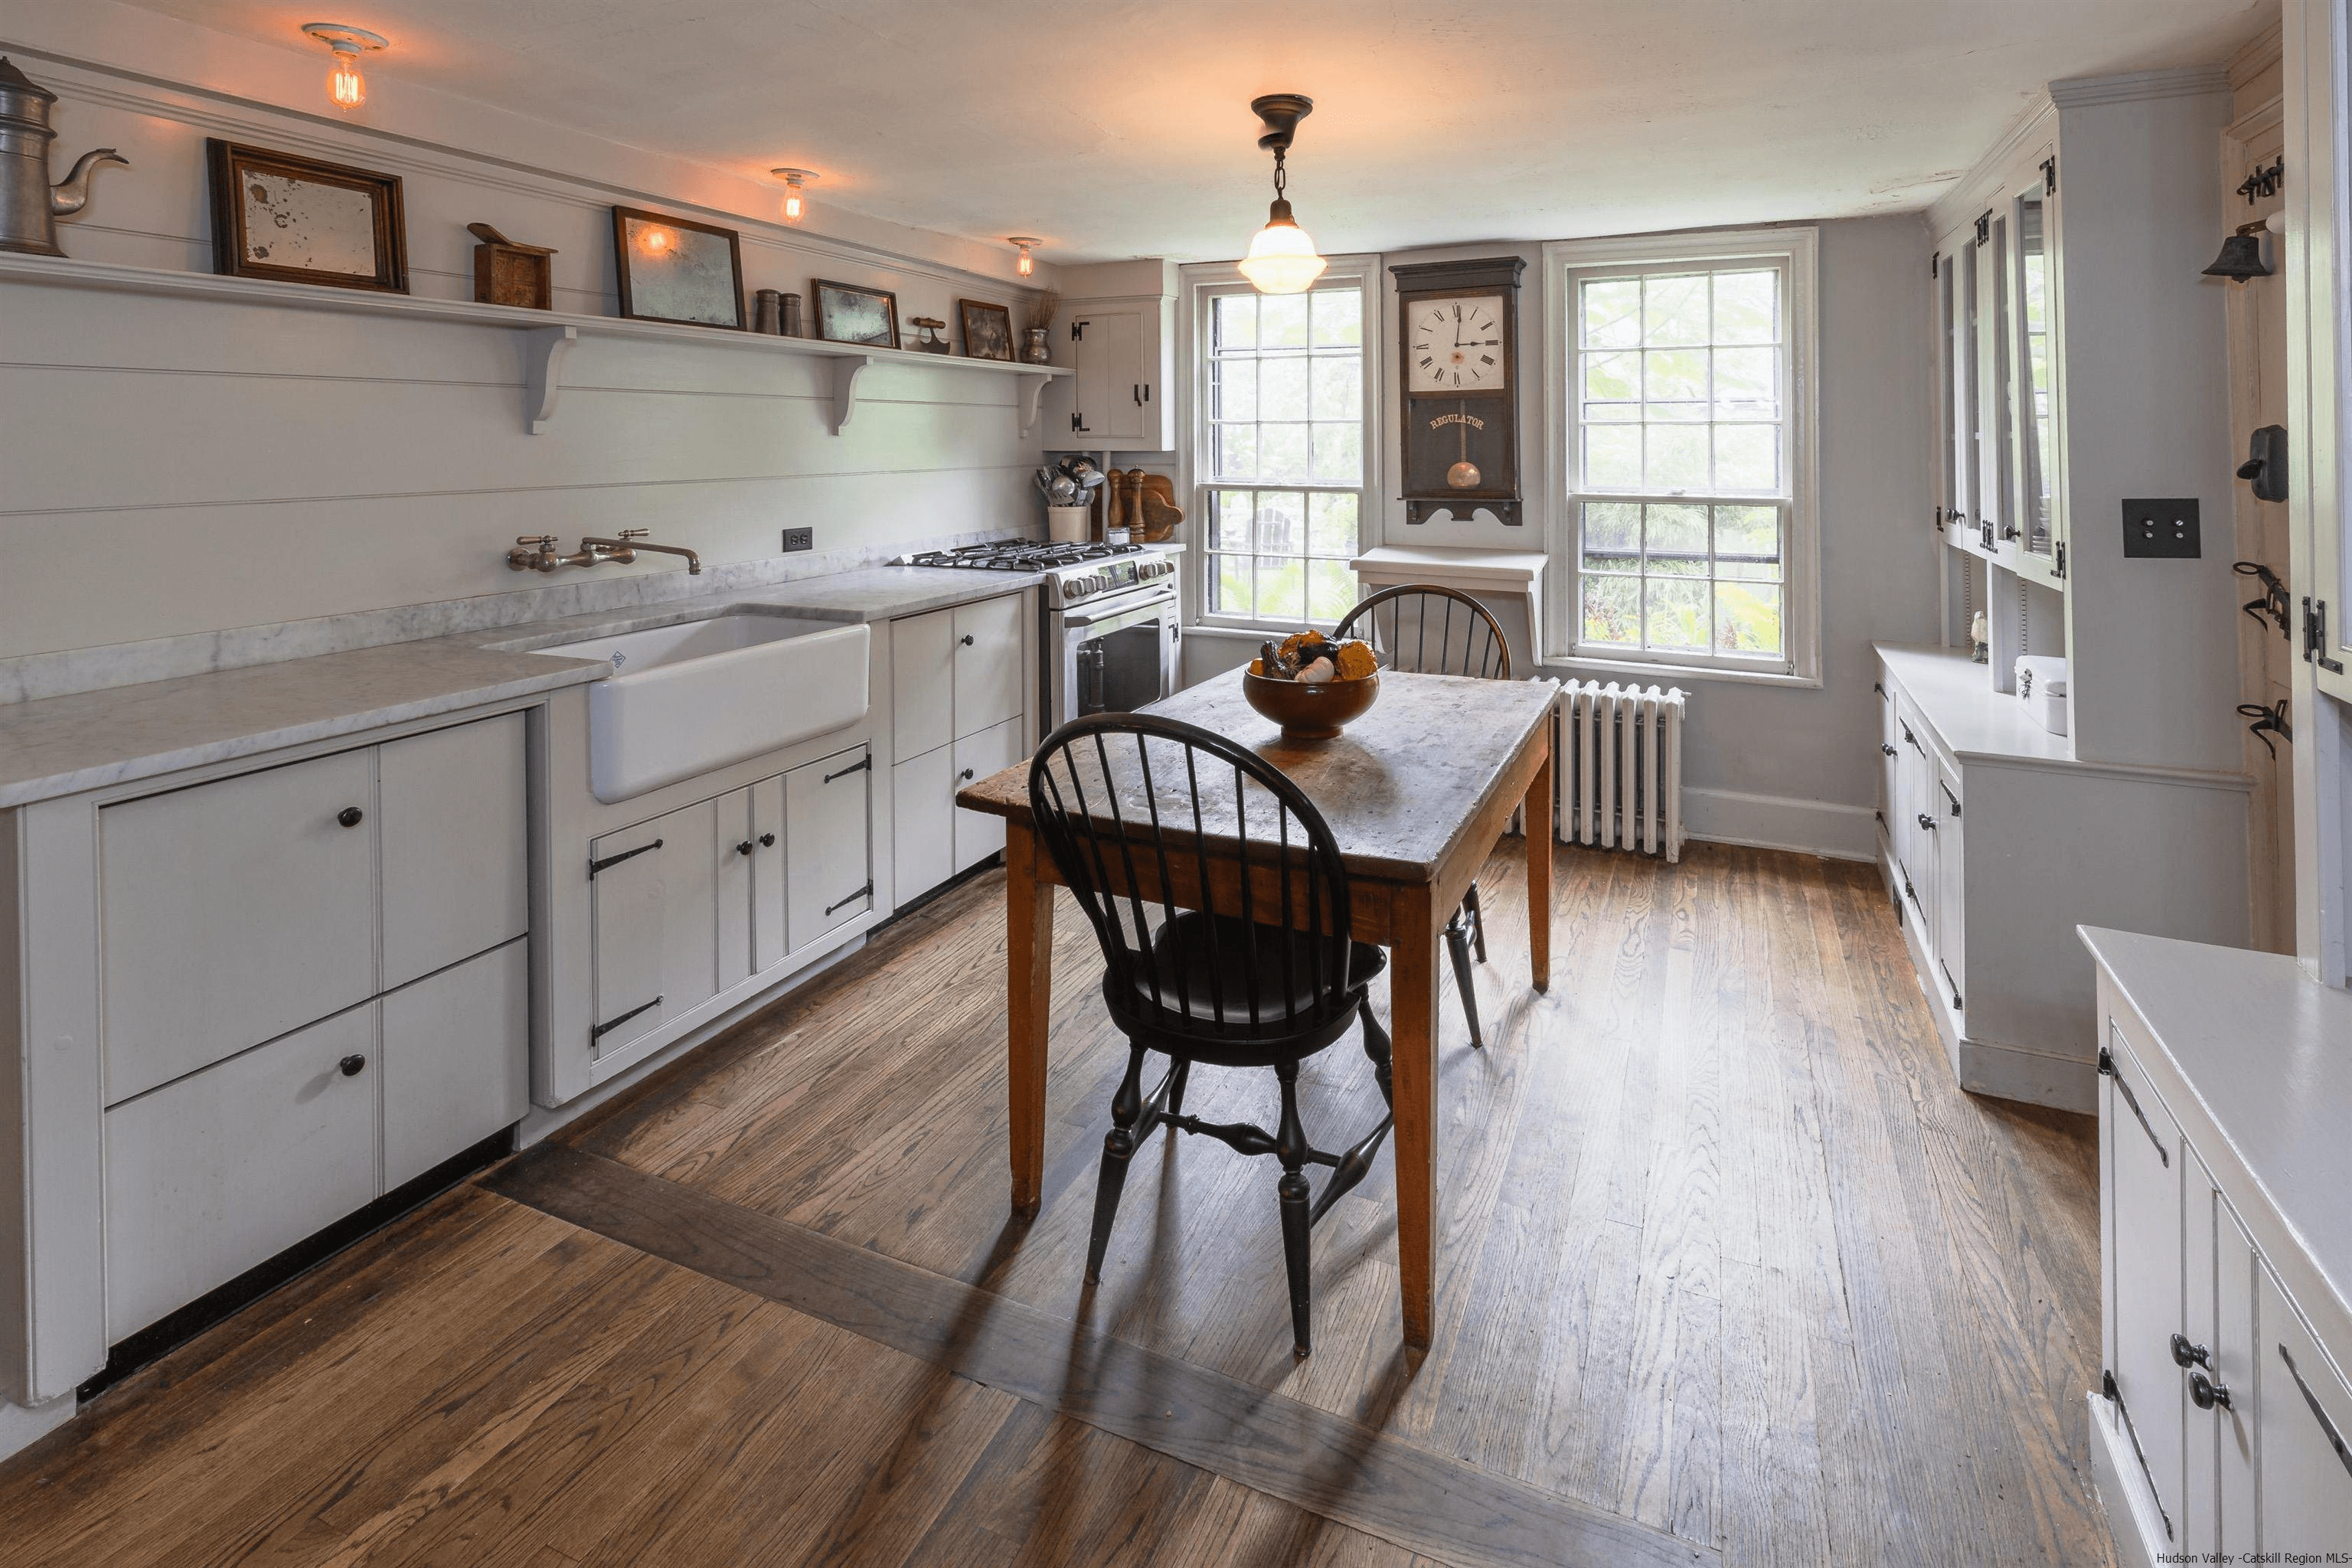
[530,612,871,802]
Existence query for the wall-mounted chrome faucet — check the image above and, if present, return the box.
[507,529,701,575]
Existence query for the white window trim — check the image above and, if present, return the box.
[1174,256,1383,637]
[1540,226,1821,686]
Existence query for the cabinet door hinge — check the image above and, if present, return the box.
[2042,155,2057,195]
[1934,506,1945,534]
[2305,596,2346,674]
[1071,412,1086,434]
[1939,958,1962,1011]
[1070,320,1086,341]
[1974,211,1992,247]
[2054,541,2066,579]
[1930,252,1939,278]
[2098,1045,2169,1167]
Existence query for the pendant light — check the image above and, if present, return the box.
[1238,93,1327,295]
[301,23,387,112]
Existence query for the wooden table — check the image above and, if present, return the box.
[956,668,1560,1349]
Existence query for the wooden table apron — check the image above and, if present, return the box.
[959,670,1557,1350]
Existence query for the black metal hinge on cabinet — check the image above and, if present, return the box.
[824,753,874,783]
[2100,1371,2174,1538]
[2055,541,2066,580]
[2305,597,2345,674]
[825,880,875,917]
[593,995,662,1040]
[1974,211,1992,247]
[2042,155,2057,195]
[2280,1343,2352,1482]
[1939,958,1962,1011]
[588,838,662,878]
[2098,1046,2168,1167]
[1070,320,1086,341]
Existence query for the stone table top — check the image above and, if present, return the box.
[957,669,1560,884]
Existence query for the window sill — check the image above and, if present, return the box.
[1537,652,1822,691]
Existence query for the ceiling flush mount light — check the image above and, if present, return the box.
[301,23,386,112]
[1237,93,1326,296]
[1008,237,1040,277]
[771,168,817,226]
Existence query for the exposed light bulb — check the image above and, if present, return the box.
[1008,237,1040,278]
[302,24,387,114]
[1238,202,1327,295]
[772,168,818,227]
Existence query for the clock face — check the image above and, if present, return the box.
[1407,294,1508,394]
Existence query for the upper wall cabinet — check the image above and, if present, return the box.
[1045,263,1180,452]
[1936,136,2066,587]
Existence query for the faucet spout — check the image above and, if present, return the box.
[582,532,701,574]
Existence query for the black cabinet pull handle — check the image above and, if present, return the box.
[2188,1370,2231,1411]
[338,1054,366,1076]
[737,840,755,857]
[338,806,364,828]
[2098,1044,2168,1167]
[2171,1334,2211,1369]
[825,880,874,917]
[1880,743,1898,756]
[760,832,776,848]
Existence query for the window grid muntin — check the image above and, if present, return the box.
[1569,260,1794,665]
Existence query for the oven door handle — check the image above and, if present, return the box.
[1059,589,1177,629]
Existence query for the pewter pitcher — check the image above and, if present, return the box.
[0,57,127,257]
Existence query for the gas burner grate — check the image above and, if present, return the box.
[900,541,1147,572]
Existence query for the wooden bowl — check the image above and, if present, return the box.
[1242,669,1380,740]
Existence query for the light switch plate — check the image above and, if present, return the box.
[2120,498,2200,558]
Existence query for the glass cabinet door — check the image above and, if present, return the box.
[1975,211,2011,549]
[1944,235,1981,540]
[2011,169,2061,567]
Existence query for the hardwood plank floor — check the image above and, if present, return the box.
[0,841,2115,1566]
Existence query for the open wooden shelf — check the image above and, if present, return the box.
[0,253,1067,438]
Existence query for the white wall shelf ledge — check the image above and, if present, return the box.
[0,253,1067,438]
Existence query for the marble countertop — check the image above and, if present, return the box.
[0,564,1046,809]
[2079,926,2352,1325]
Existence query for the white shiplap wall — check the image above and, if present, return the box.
[0,48,1048,667]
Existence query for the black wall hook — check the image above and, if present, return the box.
[2236,560,2291,636]
[2239,697,2292,758]
[2239,156,2285,204]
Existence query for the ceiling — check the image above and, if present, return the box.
[116,0,2275,263]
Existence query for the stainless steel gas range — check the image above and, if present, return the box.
[897,540,1179,730]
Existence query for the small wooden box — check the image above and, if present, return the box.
[467,223,555,310]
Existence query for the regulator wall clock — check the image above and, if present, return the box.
[1392,255,1524,525]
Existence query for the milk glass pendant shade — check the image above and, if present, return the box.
[1239,94,1327,296]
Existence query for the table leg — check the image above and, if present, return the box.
[1391,880,1440,1350]
[1526,749,1553,992]
[1004,822,1053,1214]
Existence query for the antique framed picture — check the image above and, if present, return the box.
[958,299,1014,362]
[610,207,746,329]
[813,279,900,349]
[206,139,407,293]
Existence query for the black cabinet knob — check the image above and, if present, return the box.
[1880,743,1897,756]
[960,767,975,781]
[737,840,755,857]
[2189,1369,2231,1410]
[337,805,364,828]
[1916,813,1936,832]
[959,633,975,646]
[760,832,776,848]
[338,1054,366,1076]
[2171,1333,2211,1369]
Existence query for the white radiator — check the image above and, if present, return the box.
[1556,681,1687,861]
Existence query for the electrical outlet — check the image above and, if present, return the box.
[2121,498,2200,559]
[781,527,813,553]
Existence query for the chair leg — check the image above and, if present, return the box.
[1358,997,1393,1109]
[1446,918,1485,1050]
[1464,880,1488,963]
[1085,1046,1150,1285]
[1273,1060,1313,1357]
[1167,1058,1191,1118]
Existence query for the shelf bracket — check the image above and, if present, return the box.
[1018,372,1050,437]
[524,324,577,435]
[828,354,876,435]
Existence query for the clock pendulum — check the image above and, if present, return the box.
[1447,400,1481,489]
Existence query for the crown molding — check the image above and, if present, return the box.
[2228,19,2285,91]
[2047,66,2232,109]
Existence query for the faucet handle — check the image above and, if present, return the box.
[616,529,649,541]
[516,534,557,549]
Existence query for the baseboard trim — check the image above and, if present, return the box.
[1681,786,1877,861]
[1957,1037,2098,1114]
[0,1391,77,1465]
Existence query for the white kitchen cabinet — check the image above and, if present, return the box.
[1877,644,2248,1110]
[103,1002,380,1344]
[892,608,956,760]
[715,787,755,995]
[889,590,1030,905]
[1063,299,1177,451]
[953,594,1026,737]
[893,745,957,906]
[2085,929,2352,1566]
[2259,1265,2352,1549]
[785,746,874,949]
[750,773,786,972]
[378,712,528,991]
[381,938,528,1191]
[99,746,377,1105]
[953,719,1022,874]
[587,797,719,1060]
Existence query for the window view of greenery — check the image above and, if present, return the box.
[1204,286,1365,626]
[1574,266,1787,659]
